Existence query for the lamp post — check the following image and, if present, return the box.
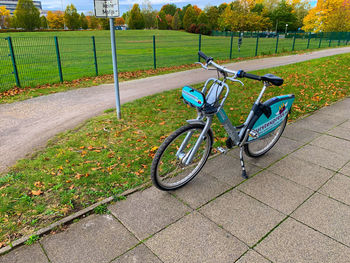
[285,24,288,36]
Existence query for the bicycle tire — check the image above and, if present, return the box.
[151,123,213,191]
[244,114,288,158]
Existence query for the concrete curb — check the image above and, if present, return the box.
[0,183,149,255]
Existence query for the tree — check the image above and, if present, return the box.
[269,0,298,31]
[165,14,173,29]
[205,6,220,30]
[157,10,168,29]
[80,13,88,29]
[40,15,48,29]
[161,3,177,16]
[183,5,198,31]
[172,10,181,30]
[47,11,64,29]
[115,17,125,26]
[197,11,208,25]
[99,18,109,30]
[0,6,10,29]
[303,0,350,32]
[128,4,145,29]
[86,12,99,29]
[14,0,40,31]
[141,1,157,28]
[64,4,80,30]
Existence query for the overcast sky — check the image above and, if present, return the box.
[42,0,317,14]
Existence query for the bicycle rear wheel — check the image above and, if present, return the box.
[151,124,213,191]
[244,114,288,158]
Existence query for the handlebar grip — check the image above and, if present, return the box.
[237,70,261,81]
[198,51,213,63]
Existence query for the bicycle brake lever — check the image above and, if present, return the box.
[195,62,208,70]
[227,77,244,86]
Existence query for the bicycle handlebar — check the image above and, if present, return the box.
[237,70,261,81]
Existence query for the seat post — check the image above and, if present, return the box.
[255,82,270,104]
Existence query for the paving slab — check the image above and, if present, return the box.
[111,244,162,263]
[108,187,191,240]
[268,155,334,191]
[317,98,350,117]
[269,136,303,155]
[0,244,48,263]
[145,212,247,263]
[310,134,350,155]
[282,124,321,143]
[237,170,313,214]
[235,250,271,263]
[304,110,348,125]
[340,162,350,176]
[319,173,350,206]
[292,193,350,246]
[41,214,138,263]
[199,189,285,246]
[327,125,350,141]
[232,148,285,169]
[293,116,338,133]
[290,144,349,171]
[202,153,262,186]
[255,218,350,263]
[339,120,350,129]
[170,173,231,209]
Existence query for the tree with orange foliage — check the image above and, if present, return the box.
[47,11,64,29]
[115,17,125,26]
[303,0,350,32]
[0,6,10,29]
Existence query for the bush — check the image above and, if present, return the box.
[187,23,198,33]
[198,24,211,36]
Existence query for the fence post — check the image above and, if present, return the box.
[328,34,332,47]
[292,32,296,51]
[255,33,259,56]
[198,34,202,62]
[229,33,233,59]
[275,33,279,54]
[7,36,20,87]
[337,33,341,46]
[153,35,156,69]
[54,36,63,83]
[318,32,323,48]
[92,36,98,76]
[307,32,311,49]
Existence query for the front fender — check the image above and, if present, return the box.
[186,119,214,140]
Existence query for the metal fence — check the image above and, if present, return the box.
[1,31,350,92]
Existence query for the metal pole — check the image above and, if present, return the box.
[153,35,156,69]
[329,35,332,47]
[292,33,296,51]
[110,18,121,119]
[318,32,323,48]
[198,34,202,62]
[255,33,259,57]
[229,33,233,59]
[307,32,311,49]
[275,33,279,53]
[92,36,98,76]
[7,37,20,87]
[54,36,63,83]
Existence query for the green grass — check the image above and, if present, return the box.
[1,30,348,92]
[0,53,350,247]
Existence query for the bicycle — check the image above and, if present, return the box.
[151,51,295,191]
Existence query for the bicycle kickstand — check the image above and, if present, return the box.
[239,147,248,179]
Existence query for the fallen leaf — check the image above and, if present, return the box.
[31,189,43,196]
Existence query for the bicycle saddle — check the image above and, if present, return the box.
[261,74,284,86]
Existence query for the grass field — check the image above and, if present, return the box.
[1,30,348,92]
[1,53,350,247]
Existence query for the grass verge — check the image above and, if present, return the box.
[0,53,350,247]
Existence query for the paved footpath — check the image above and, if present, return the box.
[1,97,350,262]
[1,47,350,172]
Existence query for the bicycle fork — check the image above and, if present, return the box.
[176,117,213,166]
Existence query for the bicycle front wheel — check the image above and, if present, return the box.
[151,124,213,191]
[244,114,288,158]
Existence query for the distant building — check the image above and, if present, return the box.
[0,0,42,15]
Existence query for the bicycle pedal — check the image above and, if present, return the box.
[225,138,234,149]
[216,147,227,155]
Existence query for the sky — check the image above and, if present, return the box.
[41,0,230,14]
[42,0,318,14]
